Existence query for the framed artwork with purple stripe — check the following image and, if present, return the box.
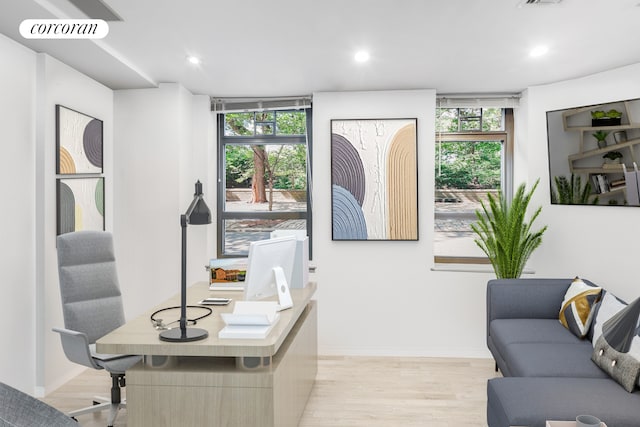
[331,118,418,241]
[56,105,103,174]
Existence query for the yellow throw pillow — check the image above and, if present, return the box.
[559,277,602,338]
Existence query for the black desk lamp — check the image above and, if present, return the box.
[159,180,211,342]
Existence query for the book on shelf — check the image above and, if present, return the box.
[591,175,602,194]
[591,174,623,194]
[609,178,626,189]
[598,174,610,193]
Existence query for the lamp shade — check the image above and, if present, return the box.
[188,198,211,225]
[185,180,211,225]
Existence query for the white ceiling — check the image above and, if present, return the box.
[2,0,640,97]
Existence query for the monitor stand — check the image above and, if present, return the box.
[273,266,293,310]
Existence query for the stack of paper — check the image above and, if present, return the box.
[218,301,280,339]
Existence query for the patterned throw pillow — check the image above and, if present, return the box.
[592,335,640,392]
[559,277,602,338]
[591,290,628,347]
[591,297,640,392]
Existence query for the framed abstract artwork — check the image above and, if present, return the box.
[56,105,103,174]
[331,118,418,241]
[57,177,105,235]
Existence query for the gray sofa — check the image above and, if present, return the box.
[486,278,640,427]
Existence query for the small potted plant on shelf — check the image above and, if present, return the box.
[592,130,609,149]
[603,150,623,165]
[591,109,623,126]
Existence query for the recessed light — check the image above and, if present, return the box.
[529,45,549,58]
[354,50,370,63]
[187,55,201,65]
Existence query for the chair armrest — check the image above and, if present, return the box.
[52,327,101,370]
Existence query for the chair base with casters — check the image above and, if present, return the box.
[66,373,126,426]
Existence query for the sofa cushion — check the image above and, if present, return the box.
[487,377,640,427]
[559,277,602,338]
[503,342,608,378]
[490,318,583,350]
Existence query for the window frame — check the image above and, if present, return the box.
[434,108,514,265]
[216,109,312,258]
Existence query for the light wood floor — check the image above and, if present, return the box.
[42,356,498,427]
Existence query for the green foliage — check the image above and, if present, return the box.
[471,179,547,279]
[224,113,254,136]
[225,144,306,190]
[592,130,609,141]
[224,110,308,193]
[435,141,501,189]
[551,174,598,205]
[225,145,254,187]
[591,109,622,119]
[435,108,503,132]
[224,111,306,136]
[272,145,307,189]
[276,111,306,135]
[603,151,622,160]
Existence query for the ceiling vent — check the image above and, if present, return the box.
[519,0,562,5]
[67,0,123,21]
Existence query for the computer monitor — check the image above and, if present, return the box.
[243,235,297,309]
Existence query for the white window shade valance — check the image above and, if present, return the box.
[436,94,520,109]
[210,96,312,113]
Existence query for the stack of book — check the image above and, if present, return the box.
[591,174,611,193]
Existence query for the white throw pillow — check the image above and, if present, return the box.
[592,291,627,348]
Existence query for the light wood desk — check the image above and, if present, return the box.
[97,281,317,427]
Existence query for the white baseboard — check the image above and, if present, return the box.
[36,365,86,398]
[318,346,492,359]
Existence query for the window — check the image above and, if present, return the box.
[434,107,513,264]
[217,109,312,257]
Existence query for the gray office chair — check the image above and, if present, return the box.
[0,381,78,427]
[53,230,141,427]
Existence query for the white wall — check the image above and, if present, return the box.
[312,90,494,357]
[37,54,115,395]
[0,34,37,394]
[113,84,213,322]
[0,35,115,395]
[523,63,640,303]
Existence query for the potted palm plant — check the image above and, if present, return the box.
[471,179,547,279]
[551,174,598,205]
